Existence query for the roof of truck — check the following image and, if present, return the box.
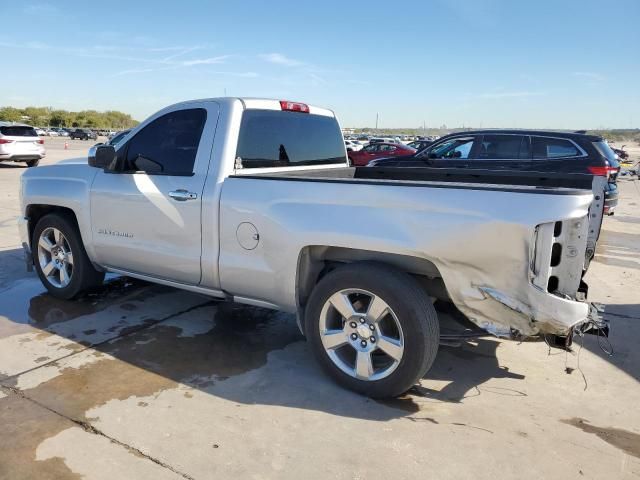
[161,97,336,118]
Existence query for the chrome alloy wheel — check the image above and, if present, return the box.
[318,288,405,381]
[37,227,74,288]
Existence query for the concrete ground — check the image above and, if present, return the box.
[1,138,639,480]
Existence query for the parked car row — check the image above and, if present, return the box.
[34,127,120,138]
[35,127,68,137]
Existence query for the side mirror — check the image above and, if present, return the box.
[88,144,117,170]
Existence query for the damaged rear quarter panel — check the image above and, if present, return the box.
[220,178,593,337]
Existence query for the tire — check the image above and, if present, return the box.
[32,213,105,299]
[26,159,39,168]
[305,262,439,398]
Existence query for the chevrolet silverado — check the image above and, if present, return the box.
[19,98,601,397]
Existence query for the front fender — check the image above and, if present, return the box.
[21,163,99,262]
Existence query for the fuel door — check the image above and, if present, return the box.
[236,222,260,250]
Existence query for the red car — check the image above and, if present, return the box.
[348,142,417,166]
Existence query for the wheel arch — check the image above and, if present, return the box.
[295,245,450,335]
[26,205,79,248]
[25,204,100,270]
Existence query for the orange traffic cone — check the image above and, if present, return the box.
[64,141,68,150]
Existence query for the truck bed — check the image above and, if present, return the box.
[234,166,594,195]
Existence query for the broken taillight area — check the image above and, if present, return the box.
[530,216,589,298]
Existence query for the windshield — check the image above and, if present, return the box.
[237,110,347,168]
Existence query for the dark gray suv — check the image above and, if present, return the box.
[70,128,98,141]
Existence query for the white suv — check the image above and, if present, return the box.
[0,124,46,167]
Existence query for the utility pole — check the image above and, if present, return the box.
[375,113,379,131]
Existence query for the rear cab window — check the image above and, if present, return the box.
[0,126,39,137]
[236,110,347,168]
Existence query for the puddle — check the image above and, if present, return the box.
[104,302,305,388]
[28,277,159,327]
[0,276,155,339]
[13,302,304,419]
[562,417,640,459]
[0,277,209,379]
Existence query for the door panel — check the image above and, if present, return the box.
[90,102,220,285]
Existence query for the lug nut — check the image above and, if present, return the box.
[350,322,357,328]
[360,340,367,347]
[351,333,358,340]
[369,324,375,331]
[359,318,365,324]
[370,336,376,343]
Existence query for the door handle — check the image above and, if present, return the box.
[168,189,198,201]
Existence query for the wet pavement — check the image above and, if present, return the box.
[0,142,639,479]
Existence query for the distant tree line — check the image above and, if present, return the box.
[588,129,640,144]
[0,106,139,129]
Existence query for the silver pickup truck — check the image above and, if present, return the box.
[19,98,600,398]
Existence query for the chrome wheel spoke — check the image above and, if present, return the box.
[321,329,349,350]
[328,292,356,320]
[377,336,403,361]
[59,265,70,286]
[38,227,73,289]
[39,236,54,252]
[366,295,388,323]
[42,261,56,277]
[355,350,374,380]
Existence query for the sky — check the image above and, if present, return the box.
[1,0,639,129]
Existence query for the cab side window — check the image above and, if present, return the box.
[124,108,206,175]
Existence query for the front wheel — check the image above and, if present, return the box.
[305,263,439,398]
[32,213,105,299]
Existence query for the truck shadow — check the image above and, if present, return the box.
[581,303,640,384]
[0,272,532,420]
[0,163,28,169]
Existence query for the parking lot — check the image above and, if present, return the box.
[1,138,639,479]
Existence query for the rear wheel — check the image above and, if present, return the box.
[26,159,39,168]
[32,213,105,299]
[305,263,439,398]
